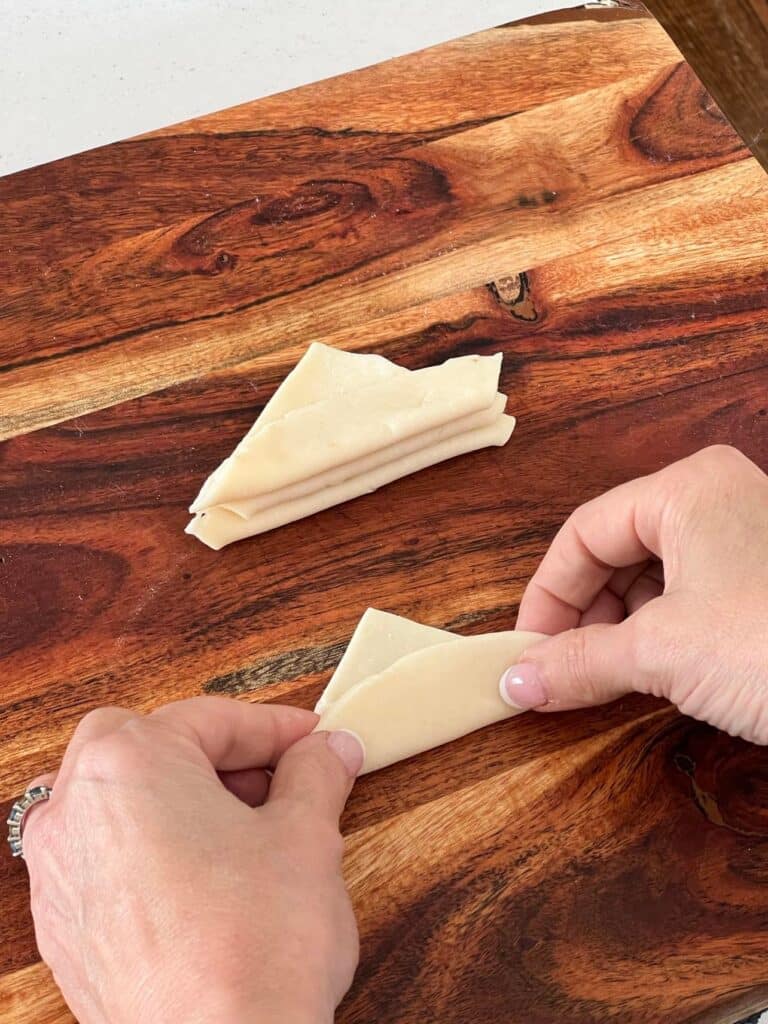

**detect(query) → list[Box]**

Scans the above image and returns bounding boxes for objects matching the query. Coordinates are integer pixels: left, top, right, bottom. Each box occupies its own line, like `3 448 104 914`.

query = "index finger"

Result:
516 472 665 634
150 697 318 771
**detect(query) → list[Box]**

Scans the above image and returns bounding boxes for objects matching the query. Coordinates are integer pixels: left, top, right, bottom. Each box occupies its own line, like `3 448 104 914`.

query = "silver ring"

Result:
7 785 53 859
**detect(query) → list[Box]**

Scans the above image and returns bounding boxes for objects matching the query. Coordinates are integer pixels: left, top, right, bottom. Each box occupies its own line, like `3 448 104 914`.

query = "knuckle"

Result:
72 707 116 742
569 499 596 534
74 727 146 781
554 628 608 705
696 445 766 497
654 456 722 550
280 808 345 860
660 446 745 507
151 697 200 723
697 443 744 469
657 461 701 510
682 446 750 498
626 603 679 697
297 740 348 787
561 628 592 690
624 617 659 691
76 708 108 732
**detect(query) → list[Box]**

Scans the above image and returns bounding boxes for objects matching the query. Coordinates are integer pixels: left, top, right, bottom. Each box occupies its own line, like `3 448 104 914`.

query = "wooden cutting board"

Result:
1 6 767 1023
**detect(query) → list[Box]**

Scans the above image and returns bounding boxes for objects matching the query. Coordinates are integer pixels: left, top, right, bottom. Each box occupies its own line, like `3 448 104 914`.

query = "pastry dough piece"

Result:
222 394 507 519
194 346 408 512
186 413 515 549
190 348 503 510
316 608 456 713
315 609 546 774
258 343 408 426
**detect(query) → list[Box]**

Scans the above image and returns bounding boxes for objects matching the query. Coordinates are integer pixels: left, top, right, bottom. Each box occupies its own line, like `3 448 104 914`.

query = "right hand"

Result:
501 446 768 744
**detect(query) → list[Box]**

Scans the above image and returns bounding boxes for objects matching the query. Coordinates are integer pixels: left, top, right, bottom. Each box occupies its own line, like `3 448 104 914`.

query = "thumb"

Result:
268 730 364 824
500 620 647 711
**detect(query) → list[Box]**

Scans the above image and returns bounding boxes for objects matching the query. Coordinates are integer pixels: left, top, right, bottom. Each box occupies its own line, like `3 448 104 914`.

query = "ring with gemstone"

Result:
7 785 53 859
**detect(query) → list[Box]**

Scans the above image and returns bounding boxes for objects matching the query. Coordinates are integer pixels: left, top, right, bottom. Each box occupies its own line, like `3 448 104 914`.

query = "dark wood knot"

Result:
629 62 747 165
673 728 768 838
487 272 538 322
251 184 354 226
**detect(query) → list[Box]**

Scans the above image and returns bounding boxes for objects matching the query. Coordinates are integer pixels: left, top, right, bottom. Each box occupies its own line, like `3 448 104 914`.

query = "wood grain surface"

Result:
645 0 768 172
1 6 768 1023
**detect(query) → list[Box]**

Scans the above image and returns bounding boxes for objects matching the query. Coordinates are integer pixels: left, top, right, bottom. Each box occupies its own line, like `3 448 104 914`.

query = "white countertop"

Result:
2 0 582 176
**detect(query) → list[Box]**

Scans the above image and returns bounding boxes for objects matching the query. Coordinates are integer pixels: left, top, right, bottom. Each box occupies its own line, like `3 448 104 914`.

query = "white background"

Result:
2 0 583 175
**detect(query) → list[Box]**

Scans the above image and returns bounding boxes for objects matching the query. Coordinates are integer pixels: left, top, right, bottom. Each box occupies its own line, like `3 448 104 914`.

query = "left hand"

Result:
22 697 363 1024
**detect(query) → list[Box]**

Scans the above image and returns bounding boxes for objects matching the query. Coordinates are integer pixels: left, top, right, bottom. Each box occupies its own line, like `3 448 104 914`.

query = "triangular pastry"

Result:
187 344 514 548
315 609 545 774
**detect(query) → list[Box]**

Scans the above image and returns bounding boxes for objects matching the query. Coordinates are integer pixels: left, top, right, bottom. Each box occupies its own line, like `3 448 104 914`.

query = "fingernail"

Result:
327 730 365 777
500 663 548 709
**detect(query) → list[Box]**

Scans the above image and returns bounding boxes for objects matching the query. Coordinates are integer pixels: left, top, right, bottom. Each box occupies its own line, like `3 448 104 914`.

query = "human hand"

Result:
501 446 768 743
22 697 364 1024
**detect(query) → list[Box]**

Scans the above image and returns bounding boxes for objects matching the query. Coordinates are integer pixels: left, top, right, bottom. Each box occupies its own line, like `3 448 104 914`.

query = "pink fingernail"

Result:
327 730 365 777
500 664 548 709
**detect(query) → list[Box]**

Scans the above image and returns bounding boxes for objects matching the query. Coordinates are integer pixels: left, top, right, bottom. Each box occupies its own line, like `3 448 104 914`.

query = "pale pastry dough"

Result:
186 414 514 549
315 609 546 774
316 608 455 713
221 394 507 519
192 346 408 511
258 343 408 425
187 344 515 547
191 349 503 509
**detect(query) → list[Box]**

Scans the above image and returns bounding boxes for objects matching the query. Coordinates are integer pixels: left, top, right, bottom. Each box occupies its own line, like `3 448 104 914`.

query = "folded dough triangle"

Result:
187 344 514 548
315 609 546 774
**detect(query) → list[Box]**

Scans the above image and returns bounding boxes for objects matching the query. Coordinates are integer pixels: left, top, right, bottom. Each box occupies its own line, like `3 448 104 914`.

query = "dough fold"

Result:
315 609 546 774
187 344 515 547
187 413 514 549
